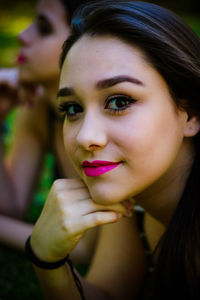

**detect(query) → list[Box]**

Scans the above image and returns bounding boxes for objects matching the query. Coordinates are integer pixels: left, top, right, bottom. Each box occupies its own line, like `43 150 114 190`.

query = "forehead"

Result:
60 35 155 87
36 0 67 24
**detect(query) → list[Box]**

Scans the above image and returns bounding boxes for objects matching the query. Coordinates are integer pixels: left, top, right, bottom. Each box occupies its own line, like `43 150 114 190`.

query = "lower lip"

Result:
16 54 27 64
83 163 121 177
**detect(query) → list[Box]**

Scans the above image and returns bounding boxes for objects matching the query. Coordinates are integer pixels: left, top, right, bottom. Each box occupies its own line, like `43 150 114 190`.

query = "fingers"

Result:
31 178 134 260
57 188 91 207
49 179 133 218
71 200 131 217
68 211 121 233
52 178 86 190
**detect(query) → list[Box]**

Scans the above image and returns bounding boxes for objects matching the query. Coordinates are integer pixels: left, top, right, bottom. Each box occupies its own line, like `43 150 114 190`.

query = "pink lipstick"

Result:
16 54 27 64
82 160 121 177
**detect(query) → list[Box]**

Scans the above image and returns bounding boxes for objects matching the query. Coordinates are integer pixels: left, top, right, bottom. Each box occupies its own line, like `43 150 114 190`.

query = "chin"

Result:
89 185 126 205
18 70 35 84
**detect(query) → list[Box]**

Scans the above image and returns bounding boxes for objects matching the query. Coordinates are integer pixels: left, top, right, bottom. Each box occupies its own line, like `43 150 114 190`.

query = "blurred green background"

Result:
0 2 55 299
0 0 200 299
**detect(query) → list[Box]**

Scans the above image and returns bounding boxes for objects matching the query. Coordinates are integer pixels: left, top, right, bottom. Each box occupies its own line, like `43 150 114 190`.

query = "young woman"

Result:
28 1 200 299
0 0 97 263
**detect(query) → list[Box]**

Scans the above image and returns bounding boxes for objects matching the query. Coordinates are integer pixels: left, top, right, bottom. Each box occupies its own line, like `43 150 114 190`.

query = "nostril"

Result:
88 144 101 150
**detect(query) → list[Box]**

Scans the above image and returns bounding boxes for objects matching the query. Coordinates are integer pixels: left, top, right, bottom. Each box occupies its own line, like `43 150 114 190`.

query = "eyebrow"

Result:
57 87 74 98
57 75 144 98
96 75 144 89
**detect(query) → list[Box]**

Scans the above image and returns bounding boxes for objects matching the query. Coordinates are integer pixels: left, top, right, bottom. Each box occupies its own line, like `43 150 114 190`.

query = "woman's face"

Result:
17 0 70 85
58 35 190 205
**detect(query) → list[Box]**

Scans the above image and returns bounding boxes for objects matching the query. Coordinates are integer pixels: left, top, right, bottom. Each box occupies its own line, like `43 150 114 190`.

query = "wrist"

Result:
26 235 87 300
25 236 70 269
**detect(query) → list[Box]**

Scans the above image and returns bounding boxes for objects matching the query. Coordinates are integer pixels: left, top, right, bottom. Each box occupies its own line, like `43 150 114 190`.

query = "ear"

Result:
184 116 200 137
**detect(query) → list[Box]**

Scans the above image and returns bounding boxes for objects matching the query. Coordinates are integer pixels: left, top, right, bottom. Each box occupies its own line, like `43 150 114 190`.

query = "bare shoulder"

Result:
144 212 165 252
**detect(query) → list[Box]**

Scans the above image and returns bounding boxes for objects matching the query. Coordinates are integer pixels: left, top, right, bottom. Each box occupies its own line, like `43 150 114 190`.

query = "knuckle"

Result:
57 190 68 202
54 192 68 209
52 179 64 189
51 180 70 196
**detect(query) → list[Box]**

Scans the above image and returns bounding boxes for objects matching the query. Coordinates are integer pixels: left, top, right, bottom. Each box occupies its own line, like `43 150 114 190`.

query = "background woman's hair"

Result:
60 0 92 23
60 1 200 298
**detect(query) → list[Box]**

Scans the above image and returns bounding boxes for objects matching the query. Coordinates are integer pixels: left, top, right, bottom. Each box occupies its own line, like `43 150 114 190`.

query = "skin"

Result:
17 0 70 94
0 0 69 122
30 35 200 299
0 0 74 216
59 35 198 217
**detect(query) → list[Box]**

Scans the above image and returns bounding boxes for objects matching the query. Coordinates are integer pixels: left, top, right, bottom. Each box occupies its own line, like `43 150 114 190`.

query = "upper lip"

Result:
82 160 121 167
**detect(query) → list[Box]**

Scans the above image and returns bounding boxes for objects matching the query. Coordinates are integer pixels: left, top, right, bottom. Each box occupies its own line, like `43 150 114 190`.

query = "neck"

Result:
134 139 195 226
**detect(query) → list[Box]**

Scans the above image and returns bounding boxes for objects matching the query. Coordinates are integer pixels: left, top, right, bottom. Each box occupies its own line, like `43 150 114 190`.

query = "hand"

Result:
31 178 133 263
0 68 44 123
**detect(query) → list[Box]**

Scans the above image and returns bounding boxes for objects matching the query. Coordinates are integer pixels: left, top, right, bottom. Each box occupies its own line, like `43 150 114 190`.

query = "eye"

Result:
58 102 83 120
36 17 53 36
105 95 136 112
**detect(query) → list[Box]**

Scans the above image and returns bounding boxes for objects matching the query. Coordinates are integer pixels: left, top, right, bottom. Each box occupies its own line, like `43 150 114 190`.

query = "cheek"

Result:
63 124 77 158
112 110 185 173
32 37 63 68
39 48 60 70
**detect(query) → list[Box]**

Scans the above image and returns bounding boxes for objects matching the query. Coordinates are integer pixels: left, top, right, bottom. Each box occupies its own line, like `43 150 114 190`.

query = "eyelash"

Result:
58 95 136 120
105 95 136 113
58 102 83 120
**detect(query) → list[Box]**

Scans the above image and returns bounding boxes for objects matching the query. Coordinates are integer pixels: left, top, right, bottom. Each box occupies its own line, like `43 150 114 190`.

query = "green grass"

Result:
0 246 42 300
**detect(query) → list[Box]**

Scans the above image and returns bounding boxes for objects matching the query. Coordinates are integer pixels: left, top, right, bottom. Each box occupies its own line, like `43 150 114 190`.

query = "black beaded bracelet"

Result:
25 236 87 300
25 236 69 269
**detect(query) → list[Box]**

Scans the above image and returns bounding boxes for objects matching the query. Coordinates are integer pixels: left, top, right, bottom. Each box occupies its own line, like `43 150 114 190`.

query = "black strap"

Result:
25 236 69 269
25 236 87 299
66 255 87 300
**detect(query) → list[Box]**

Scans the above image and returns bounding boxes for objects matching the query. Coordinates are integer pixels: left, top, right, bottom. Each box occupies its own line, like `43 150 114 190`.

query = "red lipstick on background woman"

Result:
16 53 27 64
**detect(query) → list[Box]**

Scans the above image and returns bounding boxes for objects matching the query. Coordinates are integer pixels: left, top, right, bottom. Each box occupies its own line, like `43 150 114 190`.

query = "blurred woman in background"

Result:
0 0 97 263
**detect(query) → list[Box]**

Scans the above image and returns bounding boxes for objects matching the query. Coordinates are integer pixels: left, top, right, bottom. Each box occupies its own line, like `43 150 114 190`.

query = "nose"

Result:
18 24 33 46
76 112 107 152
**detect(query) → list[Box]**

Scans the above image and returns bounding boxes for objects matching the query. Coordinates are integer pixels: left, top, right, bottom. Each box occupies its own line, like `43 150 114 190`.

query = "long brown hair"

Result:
60 0 91 23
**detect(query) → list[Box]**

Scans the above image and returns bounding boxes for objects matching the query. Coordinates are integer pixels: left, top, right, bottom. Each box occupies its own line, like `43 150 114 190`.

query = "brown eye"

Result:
105 95 136 112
